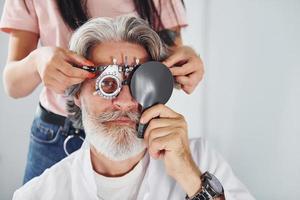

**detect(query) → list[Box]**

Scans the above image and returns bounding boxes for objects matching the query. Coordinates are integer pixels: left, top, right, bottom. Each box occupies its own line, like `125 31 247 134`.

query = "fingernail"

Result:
139 118 144 124
87 73 96 79
85 60 94 66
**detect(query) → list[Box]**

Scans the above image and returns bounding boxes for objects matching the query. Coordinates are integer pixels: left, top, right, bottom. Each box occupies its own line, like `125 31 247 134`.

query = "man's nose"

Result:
112 85 138 111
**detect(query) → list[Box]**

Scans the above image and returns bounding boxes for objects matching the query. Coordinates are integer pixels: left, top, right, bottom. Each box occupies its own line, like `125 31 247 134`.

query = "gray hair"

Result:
66 15 168 129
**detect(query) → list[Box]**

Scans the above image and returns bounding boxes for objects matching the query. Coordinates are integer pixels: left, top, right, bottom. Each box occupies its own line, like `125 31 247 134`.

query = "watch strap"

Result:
185 188 212 200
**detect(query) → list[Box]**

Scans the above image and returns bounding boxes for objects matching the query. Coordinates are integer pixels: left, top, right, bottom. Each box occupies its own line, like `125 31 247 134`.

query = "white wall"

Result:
185 0 300 199
1 0 300 199
204 1 300 199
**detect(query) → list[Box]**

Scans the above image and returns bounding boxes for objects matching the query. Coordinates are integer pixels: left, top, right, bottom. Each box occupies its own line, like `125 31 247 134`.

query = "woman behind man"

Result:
0 0 204 183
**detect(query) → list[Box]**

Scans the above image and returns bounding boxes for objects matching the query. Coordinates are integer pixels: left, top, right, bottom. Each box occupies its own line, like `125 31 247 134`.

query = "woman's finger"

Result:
50 71 73 89
175 75 190 86
163 50 186 68
58 62 93 78
169 62 195 76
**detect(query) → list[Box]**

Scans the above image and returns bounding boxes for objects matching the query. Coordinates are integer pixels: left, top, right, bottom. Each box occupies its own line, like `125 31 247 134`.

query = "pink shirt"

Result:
0 0 187 116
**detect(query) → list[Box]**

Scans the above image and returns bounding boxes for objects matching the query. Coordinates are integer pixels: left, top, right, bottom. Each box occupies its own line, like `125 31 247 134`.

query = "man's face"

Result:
76 42 149 161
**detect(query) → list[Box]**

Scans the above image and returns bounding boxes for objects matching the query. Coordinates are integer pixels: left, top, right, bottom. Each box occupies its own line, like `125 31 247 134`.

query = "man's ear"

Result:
74 92 81 108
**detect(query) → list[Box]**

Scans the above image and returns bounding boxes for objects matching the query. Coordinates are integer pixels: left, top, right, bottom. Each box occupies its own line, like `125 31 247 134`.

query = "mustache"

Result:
89 110 141 124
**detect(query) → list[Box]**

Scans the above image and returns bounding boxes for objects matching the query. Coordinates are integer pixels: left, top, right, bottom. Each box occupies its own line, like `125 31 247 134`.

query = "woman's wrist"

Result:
27 48 42 82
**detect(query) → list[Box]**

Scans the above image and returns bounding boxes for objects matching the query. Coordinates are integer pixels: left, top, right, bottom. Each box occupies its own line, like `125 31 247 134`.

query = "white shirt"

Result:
94 153 149 200
13 138 255 200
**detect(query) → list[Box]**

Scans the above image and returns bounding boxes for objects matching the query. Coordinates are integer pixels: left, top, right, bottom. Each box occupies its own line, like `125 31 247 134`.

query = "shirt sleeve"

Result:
0 0 39 34
154 0 188 29
190 138 256 200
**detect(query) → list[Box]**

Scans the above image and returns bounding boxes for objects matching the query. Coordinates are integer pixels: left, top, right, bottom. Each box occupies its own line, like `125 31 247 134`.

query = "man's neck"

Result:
90 147 146 177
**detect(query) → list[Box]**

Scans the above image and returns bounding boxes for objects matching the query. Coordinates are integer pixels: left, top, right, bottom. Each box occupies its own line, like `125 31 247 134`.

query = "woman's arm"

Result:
3 30 40 98
2 30 94 99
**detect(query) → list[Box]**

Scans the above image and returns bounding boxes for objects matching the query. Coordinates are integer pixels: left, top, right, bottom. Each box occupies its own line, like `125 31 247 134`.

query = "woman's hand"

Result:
34 47 94 94
140 104 202 197
163 46 204 94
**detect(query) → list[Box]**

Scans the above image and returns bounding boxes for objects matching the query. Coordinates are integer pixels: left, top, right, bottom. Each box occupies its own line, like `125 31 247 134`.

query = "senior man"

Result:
13 16 254 200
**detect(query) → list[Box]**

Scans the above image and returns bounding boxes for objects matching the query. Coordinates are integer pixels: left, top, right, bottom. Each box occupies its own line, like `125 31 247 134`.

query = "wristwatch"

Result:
185 172 224 200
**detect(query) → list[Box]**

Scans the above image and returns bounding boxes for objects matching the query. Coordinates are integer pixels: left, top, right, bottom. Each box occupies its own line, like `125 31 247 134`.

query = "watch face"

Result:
206 173 223 194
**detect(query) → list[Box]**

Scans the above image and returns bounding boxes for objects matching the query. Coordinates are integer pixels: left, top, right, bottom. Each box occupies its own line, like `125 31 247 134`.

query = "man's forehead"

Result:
89 42 150 65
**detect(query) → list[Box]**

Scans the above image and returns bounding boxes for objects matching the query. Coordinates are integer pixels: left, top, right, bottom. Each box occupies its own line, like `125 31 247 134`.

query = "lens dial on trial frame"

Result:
95 63 122 99
99 77 119 95
93 57 139 99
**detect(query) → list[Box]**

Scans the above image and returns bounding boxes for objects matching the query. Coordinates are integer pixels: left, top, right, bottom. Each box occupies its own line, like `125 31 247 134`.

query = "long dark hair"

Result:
23 0 184 46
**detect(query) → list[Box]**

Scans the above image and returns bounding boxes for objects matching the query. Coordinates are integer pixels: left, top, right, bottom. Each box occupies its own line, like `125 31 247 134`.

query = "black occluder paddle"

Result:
130 61 174 138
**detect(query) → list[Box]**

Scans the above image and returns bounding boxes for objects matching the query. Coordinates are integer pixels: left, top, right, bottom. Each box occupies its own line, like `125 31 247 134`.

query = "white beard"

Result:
81 107 146 161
